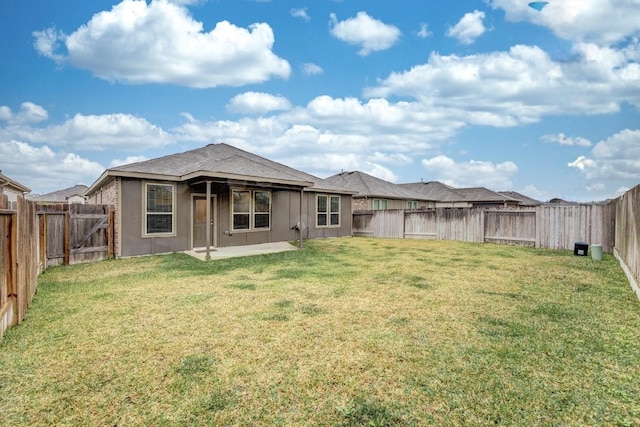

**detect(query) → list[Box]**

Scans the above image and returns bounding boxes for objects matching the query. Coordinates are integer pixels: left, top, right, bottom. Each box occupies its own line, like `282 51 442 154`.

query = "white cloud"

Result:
365 43 640 125
446 10 486 45
109 155 149 167
290 8 310 22
33 0 290 88
329 11 401 56
568 129 640 181
491 0 640 45
542 133 592 147
3 113 173 151
0 102 48 124
417 23 432 39
226 92 292 115
421 155 518 188
301 63 324 75
0 141 104 194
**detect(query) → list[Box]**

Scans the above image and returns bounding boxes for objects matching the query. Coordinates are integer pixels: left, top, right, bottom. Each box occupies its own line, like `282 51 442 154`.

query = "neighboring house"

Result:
400 181 522 208
0 170 31 209
498 191 542 207
27 184 88 204
85 143 355 258
325 171 436 211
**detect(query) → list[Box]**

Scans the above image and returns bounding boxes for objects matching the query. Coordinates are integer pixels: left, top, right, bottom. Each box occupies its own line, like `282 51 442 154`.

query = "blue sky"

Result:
1 0 639 202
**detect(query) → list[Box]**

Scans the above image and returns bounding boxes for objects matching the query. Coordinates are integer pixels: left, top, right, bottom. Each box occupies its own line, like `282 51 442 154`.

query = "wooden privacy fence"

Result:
614 184 640 296
38 203 114 267
1 197 39 338
353 203 617 253
1 199 114 338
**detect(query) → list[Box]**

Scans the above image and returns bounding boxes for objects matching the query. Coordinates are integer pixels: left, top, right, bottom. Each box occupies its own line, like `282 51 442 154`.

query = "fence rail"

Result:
353 203 617 253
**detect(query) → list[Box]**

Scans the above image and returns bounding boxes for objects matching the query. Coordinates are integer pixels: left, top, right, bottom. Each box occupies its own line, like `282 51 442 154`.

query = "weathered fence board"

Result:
615 185 639 294
38 204 113 266
0 197 39 338
354 204 616 253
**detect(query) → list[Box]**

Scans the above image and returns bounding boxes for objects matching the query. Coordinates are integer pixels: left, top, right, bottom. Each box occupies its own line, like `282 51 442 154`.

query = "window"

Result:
407 201 418 209
254 191 270 229
145 183 175 236
372 199 388 210
232 189 271 231
317 194 340 227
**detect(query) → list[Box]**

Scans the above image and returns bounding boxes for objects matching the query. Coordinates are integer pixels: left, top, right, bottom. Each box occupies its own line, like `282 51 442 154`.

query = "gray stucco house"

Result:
85 143 354 258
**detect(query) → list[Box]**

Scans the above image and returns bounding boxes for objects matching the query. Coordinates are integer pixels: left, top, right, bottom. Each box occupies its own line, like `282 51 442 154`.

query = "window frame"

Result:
231 188 272 232
407 200 418 209
316 194 341 228
372 199 389 210
143 182 176 238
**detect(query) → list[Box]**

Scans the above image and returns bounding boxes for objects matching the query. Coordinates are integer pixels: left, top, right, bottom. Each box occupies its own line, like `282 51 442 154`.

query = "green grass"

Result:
1 237 639 426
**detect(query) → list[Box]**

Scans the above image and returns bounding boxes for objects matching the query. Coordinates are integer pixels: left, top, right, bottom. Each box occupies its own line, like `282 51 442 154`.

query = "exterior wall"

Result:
119 178 191 257
352 198 369 210
304 192 352 239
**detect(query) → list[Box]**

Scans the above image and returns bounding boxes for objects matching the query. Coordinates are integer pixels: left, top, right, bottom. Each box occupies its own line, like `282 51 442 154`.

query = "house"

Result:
324 171 436 211
85 143 355 258
27 184 88 205
0 170 31 209
400 181 522 208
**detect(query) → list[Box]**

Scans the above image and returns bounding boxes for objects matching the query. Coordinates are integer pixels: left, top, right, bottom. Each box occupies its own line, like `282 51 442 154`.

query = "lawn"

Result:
1 237 639 426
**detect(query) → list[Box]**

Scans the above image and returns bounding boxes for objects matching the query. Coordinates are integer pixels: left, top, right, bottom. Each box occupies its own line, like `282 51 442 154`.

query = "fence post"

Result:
39 215 47 274
64 211 70 265
108 208 115 259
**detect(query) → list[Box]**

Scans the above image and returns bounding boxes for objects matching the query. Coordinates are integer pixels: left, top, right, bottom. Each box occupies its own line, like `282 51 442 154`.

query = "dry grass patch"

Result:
1 237 639 426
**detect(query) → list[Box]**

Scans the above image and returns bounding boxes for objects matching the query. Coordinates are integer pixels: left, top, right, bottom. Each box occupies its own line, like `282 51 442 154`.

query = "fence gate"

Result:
38 204 113 267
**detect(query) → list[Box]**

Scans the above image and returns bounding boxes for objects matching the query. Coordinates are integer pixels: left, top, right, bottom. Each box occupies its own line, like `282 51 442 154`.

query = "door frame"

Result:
190 193 217 249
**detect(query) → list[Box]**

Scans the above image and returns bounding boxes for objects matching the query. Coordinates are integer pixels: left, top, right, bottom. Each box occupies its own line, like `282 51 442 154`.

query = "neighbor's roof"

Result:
399 181 462 202
400 181 521 204
325 171 436 201
27 184 88 202
0 171 31 194
87 143 354 195
498 191 542 206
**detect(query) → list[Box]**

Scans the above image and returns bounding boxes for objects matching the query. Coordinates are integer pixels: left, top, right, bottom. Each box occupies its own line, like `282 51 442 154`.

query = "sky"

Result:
1 0 639 202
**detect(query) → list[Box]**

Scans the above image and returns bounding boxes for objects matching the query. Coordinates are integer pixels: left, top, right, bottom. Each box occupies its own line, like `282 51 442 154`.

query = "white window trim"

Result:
316 194 341 228
142 182 176 238
231 188 272 232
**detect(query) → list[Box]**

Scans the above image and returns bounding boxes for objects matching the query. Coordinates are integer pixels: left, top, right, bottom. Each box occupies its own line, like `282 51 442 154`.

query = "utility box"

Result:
574 242 588 256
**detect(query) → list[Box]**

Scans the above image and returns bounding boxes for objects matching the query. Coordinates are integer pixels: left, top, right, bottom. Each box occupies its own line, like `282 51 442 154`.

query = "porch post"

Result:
299 188 303 249
205 180 212 261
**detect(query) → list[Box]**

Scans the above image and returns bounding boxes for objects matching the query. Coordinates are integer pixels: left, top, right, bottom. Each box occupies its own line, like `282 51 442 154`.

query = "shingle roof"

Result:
88 143 353 194
497 191 542 206
28 184 88 202
400 181 521 204
399 181 462 202
325 171 436 201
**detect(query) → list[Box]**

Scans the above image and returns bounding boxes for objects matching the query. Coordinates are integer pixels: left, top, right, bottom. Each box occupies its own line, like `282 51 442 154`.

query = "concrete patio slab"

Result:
184 241 298 261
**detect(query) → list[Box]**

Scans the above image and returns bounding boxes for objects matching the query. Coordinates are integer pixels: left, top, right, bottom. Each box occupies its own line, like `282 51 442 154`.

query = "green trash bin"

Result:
591 244 603 261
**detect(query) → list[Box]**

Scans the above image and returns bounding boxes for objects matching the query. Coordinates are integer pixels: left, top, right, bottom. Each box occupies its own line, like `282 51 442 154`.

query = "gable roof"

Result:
0 171 31 194
87 143 354 195
325 171 436 201
28 184 88 202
